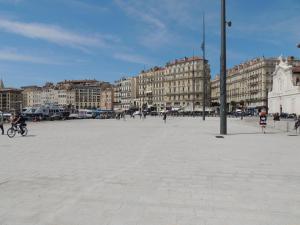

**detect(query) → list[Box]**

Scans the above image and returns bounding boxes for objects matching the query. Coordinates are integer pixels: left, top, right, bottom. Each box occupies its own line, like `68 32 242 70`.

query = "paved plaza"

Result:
0 117 299 225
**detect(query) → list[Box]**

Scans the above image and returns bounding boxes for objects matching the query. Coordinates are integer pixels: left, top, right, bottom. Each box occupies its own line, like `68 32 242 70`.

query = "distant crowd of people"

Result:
114 111 170 124
1 109 299 137
113 108 300 132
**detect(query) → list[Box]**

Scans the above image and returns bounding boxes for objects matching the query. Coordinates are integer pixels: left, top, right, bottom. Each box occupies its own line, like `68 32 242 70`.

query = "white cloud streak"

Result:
114 0 166 30
114 0 170 48
54 0 109 13
0 18 113 50
113 52 154 65
0 0 23 4
0 49 61 64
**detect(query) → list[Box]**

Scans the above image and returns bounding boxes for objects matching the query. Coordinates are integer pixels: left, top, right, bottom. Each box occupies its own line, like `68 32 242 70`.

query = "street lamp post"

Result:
297 43 300 48
220 0 231 135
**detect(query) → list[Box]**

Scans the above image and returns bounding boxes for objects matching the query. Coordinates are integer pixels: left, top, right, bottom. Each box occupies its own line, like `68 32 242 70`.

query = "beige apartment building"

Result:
114 77 139 111
119 77 133 110
72 84 101 109
131 77 139 108
0 80 23 113
164 56 210 110
22 83 75 108
22 86 42 107
138 69 154 110
211 56 300 110
135 56 211 111
100 87 114 110
152 67 165 110
57 79 109 109
22 80 107 109
113 83 121 110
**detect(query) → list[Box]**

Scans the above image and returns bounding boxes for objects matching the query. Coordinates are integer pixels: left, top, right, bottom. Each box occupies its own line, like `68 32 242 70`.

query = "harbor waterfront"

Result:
0 117 299 225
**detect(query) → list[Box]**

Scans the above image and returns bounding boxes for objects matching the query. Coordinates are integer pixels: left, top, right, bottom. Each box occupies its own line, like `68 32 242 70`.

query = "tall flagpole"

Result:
202 13 206 121
220 0 227 134
192 49 195 112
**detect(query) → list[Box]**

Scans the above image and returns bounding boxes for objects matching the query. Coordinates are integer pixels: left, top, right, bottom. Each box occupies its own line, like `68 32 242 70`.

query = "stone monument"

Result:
268 56 300 114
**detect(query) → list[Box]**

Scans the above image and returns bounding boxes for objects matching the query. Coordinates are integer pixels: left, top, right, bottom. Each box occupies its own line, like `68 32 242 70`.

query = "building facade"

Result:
118 77 133 110
113 83 121 110
22 86 42 107
57 80 102 109
72 84 100 109
100 87 114 110
268 57 300 114
0 80 23 113
138 69 154 110
164 56 210 111
22 83 75 108
211 57 300 110
152 67 165 110
22 80 106 109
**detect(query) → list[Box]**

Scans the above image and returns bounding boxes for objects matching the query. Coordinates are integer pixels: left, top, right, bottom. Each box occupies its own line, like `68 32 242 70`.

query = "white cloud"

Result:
113 52 154 65
0 18 114 50
56 0 109 13
114 0 170 48
0 0 23 4
114 0 166 30
113 0 214 49
0 49 62 64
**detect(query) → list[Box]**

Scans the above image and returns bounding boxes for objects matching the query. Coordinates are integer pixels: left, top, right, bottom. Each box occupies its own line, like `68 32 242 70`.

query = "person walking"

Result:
259 108 267 134
294 115 300 133
0 111 4 135
163 113 167 124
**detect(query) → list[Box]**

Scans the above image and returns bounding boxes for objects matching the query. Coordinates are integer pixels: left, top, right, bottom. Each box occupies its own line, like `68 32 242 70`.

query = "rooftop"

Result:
166 56 203 67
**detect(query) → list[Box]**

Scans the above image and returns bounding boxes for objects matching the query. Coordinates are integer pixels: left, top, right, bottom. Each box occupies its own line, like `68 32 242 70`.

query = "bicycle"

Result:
7 124 28 138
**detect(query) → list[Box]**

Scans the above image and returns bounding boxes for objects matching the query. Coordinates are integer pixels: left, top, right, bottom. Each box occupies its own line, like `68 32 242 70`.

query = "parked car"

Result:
132 111 142 117
288 113 297 119
2 112 12 122
49 113 63 121
150 111 158 116
69 113 79 119
95 110 115 119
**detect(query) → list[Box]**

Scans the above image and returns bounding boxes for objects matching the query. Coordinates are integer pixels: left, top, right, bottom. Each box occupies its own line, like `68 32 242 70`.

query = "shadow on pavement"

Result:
12 135 37 138
227 131 280 135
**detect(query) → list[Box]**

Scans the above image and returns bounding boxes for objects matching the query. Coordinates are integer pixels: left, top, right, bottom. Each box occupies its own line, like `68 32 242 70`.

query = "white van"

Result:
78 109 95 119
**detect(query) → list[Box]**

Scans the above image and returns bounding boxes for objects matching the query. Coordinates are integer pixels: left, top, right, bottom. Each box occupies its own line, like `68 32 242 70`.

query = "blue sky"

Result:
0 0 299 87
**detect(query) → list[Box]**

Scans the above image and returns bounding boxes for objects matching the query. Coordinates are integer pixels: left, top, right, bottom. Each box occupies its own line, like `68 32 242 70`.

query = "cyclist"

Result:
13 113 26 134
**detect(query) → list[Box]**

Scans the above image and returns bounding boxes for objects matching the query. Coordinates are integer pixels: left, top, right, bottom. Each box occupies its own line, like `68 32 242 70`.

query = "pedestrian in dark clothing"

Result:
295 116 300 132
163 113 167 124
0 111 4 135
259 109 267 134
